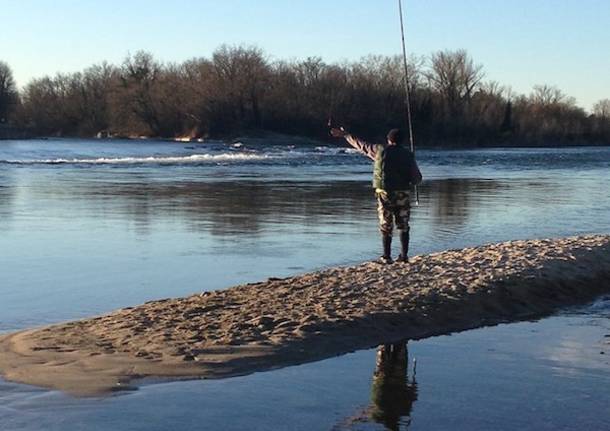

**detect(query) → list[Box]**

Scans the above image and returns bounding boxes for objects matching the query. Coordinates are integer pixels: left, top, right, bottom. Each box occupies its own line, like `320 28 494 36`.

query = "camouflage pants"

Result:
376 190 411 235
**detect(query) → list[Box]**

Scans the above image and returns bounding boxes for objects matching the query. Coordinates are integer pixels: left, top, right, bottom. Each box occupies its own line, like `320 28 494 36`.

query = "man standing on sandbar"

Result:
331 127 422 264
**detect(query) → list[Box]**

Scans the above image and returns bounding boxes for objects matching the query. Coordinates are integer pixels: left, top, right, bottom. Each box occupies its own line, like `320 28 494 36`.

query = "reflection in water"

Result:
369 343 418 430
419 178 506 234
340 343 417 430
16 178 376 236
0 169 15 231
3 168 600 248
9 175 512 238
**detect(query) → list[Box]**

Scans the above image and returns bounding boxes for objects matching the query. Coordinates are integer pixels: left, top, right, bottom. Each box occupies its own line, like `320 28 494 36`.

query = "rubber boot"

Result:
397 230 410 263
380 234 393 264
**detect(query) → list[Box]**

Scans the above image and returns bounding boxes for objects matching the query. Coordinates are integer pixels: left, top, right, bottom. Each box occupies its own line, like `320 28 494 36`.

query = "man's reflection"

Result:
368 343 418 430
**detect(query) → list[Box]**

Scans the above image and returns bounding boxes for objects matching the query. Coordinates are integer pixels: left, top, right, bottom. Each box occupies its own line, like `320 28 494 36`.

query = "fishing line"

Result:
398 0 420 205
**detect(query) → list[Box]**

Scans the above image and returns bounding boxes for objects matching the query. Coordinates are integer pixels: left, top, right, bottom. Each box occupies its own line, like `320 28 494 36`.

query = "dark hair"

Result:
386 128 403 145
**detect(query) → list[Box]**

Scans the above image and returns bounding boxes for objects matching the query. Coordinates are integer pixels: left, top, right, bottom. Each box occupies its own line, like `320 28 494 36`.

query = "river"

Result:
1 139 609 430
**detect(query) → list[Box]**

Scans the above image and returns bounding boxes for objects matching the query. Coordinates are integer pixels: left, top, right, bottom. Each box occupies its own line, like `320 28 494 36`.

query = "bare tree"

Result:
593 99 610 119
117 51 164 135
211 45 270 131
529 85 574 107
177 57 216 137
427 50 484 117
470 81 508 133
80 62 117 134
0 61 18 123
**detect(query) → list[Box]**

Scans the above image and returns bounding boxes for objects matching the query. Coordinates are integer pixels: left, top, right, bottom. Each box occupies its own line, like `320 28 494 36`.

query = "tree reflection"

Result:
32 179 375 237
418 178 505 233
0 170 15 231
3 175 529 240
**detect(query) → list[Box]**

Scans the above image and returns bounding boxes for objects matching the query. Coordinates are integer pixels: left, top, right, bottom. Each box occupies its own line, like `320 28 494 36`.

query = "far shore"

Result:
2 128 610 149
1 235 609 396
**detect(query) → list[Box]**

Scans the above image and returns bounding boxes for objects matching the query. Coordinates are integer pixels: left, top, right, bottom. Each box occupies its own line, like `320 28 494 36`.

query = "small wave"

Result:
0 153 271 165
313 146 360 155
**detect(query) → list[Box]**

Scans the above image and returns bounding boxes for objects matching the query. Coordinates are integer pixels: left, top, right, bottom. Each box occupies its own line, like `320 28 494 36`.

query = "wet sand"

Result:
1 235 609 396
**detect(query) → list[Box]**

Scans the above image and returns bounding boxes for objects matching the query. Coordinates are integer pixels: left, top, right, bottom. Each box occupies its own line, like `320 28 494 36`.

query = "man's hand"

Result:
330 127 346 138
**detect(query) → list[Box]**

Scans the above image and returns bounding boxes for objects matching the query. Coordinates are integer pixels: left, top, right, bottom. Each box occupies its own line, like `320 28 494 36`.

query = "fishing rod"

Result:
398 0 420 206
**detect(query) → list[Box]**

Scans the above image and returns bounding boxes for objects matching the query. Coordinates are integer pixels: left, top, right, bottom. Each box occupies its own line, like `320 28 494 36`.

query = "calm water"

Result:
1 139 609 430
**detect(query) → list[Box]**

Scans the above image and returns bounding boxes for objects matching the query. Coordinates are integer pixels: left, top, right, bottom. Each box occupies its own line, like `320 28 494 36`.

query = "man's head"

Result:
386 128 403 146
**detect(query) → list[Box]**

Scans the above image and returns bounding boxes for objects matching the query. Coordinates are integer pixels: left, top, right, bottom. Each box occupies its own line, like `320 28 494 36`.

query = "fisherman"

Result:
330 127 422 263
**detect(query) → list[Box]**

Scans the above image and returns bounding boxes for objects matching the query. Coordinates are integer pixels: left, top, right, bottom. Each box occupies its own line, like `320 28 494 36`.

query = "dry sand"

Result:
1 235 609 396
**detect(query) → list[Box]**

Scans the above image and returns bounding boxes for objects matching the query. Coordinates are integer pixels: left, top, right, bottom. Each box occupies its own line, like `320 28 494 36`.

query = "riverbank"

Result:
1 235 609 396
3 129 610 149
0 125 35 140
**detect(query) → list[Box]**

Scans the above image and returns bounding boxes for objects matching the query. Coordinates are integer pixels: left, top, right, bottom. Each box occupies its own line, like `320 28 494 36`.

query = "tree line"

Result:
1 46 610 146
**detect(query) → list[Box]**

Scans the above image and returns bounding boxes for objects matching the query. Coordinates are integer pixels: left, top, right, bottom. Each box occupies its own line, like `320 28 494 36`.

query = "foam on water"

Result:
0 153 271 165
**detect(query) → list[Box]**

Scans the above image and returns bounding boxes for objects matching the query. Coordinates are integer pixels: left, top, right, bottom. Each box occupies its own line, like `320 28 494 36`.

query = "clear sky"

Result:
2 0 608 111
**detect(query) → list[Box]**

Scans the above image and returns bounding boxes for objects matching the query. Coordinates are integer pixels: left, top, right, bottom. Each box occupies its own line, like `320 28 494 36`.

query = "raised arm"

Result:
330 128 378 160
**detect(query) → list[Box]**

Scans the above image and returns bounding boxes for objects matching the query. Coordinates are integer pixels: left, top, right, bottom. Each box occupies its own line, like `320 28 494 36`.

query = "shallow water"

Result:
1 139 609 429
1 300 609 431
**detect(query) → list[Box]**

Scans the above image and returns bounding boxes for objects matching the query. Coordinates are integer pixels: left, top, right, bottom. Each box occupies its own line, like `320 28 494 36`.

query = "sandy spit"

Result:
1 235 609 396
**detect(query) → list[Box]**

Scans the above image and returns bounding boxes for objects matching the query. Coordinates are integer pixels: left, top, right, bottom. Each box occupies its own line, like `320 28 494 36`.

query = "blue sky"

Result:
2 0 608 110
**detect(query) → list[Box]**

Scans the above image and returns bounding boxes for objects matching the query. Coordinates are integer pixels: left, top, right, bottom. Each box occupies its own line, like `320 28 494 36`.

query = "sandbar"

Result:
1 235 609 396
